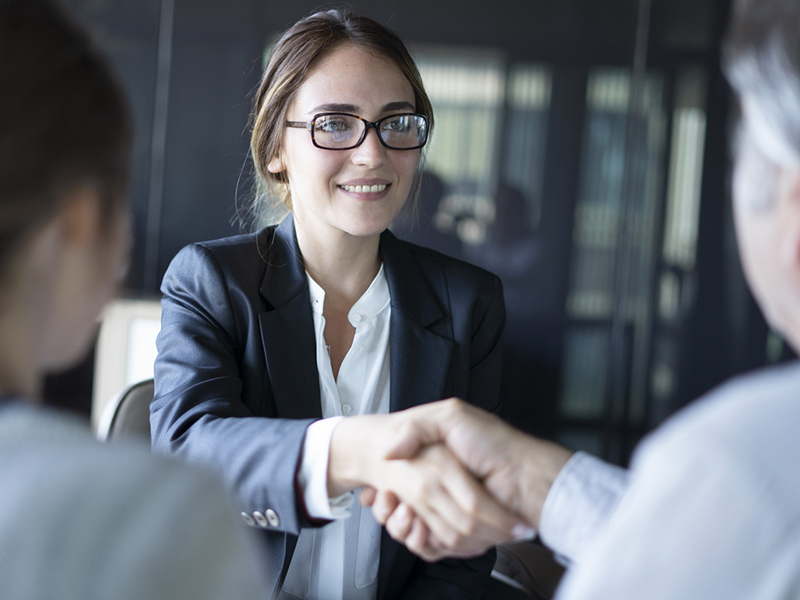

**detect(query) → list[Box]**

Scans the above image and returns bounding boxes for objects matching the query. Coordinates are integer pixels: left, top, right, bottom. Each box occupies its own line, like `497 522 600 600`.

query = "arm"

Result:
151 243 316 535
555 437 793 600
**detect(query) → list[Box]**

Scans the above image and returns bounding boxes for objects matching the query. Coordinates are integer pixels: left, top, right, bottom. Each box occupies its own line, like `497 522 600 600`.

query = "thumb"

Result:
383 403 451 459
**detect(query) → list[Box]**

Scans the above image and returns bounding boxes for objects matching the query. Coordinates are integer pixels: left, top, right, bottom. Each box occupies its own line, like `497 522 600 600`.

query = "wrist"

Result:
517 436 574 529
327 415 376 497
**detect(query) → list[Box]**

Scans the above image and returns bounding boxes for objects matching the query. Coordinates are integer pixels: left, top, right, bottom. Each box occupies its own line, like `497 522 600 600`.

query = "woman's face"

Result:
270 43 420 241
42 195 130 372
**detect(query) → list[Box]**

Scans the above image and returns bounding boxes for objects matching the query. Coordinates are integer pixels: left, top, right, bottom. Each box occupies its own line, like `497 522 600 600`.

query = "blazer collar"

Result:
258 214 307 309
257 215 322 420
380 229 445 328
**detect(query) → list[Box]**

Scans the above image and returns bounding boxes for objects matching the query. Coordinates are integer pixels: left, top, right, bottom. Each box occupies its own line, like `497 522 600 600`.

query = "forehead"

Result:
290 43 415 117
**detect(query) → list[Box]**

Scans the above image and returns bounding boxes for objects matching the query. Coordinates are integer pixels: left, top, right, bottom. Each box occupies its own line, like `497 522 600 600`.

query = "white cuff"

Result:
539 451 629 565
297 417 353 520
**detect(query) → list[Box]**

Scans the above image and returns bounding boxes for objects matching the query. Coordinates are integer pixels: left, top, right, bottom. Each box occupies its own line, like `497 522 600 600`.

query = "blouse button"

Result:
342 404 353 414
351 313 364 323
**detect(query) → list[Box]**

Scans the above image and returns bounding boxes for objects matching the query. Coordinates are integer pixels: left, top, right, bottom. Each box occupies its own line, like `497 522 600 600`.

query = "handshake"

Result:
327 400 574 562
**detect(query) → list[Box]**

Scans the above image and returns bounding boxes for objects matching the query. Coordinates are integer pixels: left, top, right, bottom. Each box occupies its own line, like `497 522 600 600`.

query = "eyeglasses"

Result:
285 112 429 151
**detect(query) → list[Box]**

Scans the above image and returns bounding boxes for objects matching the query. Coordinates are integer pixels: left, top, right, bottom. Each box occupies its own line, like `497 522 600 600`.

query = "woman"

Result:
0 1 266 598
151 8 517 600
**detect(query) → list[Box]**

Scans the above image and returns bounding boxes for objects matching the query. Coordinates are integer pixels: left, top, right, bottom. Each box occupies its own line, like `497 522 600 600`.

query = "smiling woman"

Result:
150 8 516 600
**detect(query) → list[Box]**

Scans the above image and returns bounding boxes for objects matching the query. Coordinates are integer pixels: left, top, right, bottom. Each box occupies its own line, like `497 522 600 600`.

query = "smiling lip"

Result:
338 179 391 196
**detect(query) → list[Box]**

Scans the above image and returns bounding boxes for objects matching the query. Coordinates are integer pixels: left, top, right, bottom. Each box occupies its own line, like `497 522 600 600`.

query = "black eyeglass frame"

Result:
285 112 429 151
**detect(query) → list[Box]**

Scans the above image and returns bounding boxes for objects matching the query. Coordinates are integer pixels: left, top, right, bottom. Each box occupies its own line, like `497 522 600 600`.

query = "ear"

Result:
267 154 286 174
58 185 102 247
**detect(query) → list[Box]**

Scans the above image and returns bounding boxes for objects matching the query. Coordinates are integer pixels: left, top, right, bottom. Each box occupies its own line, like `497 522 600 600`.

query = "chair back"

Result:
96 379 154 443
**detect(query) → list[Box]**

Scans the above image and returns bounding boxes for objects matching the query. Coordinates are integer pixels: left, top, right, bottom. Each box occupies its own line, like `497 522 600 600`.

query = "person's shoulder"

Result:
163 226 277 290
633 361 800 498
395 236 502 291
0 406 267 599
179 226 274 267
0 404 228 501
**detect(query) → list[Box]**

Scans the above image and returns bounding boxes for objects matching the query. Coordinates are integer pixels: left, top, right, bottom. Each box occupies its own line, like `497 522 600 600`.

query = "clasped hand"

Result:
328 400 573 562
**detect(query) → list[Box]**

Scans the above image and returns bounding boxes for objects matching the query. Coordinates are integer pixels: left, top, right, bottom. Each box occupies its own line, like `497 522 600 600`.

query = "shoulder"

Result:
0 405 231 509
387 235 503 298
167 227 273 279
160 227 280 308
633 361 800 507
0 406 266 599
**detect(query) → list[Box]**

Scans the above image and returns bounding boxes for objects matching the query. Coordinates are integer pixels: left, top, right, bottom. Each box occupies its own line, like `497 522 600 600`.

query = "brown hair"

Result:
0 0 132 281
248 7 433 224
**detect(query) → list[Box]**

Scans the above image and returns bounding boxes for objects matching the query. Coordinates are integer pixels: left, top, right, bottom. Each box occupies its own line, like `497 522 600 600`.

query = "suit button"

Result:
253 511 269 528
266 509 280 527
241 512 256 527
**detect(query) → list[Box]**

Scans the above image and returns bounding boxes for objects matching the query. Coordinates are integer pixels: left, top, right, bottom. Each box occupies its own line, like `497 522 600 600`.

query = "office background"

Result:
47 0 792 465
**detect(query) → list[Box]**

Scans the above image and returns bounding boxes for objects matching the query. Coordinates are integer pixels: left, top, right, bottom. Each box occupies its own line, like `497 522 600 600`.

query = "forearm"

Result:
511 434 576 530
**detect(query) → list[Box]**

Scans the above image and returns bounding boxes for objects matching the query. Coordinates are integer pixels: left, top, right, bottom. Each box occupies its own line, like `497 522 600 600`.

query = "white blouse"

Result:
281 265 391 600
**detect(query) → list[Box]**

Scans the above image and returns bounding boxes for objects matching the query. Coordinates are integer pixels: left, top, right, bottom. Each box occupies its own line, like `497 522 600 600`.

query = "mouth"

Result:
339 183 388 193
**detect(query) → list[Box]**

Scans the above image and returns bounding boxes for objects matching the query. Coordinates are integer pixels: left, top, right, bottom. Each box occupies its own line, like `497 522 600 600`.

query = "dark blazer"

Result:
151 216 505 599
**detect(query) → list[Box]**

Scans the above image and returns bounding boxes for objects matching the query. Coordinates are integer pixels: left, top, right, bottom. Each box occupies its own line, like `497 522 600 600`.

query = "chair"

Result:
96 379 154 442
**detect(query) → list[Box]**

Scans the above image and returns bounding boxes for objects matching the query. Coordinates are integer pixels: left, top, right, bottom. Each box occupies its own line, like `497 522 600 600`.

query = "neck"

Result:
294 218 382 304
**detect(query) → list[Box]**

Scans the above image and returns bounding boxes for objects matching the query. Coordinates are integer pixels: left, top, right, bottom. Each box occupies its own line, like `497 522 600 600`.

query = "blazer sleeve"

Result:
151 243 316 536
408 270 505 599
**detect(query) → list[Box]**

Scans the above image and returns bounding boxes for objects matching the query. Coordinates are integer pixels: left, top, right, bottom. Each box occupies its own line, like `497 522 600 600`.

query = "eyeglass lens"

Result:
312 114 427 149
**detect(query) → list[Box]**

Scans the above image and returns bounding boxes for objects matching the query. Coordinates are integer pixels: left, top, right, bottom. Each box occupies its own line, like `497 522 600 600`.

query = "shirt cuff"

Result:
297 417 354 520
539 451 629 565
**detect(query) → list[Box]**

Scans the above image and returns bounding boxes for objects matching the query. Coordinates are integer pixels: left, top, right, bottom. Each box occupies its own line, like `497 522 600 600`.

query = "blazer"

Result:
151 216 505 599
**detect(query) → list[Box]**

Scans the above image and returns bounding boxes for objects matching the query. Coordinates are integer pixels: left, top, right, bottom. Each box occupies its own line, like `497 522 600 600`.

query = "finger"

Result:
385 502 415 542
415 445 520 546
438 450 522 540
405 518 445 563
372 490 400 525
359 486 377 507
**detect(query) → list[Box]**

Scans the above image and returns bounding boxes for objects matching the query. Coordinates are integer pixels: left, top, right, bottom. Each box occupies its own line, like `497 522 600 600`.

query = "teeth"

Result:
341 184 387 193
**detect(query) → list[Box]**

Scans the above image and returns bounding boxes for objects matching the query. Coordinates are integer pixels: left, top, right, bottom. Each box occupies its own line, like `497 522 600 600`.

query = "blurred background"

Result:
50 0 795 465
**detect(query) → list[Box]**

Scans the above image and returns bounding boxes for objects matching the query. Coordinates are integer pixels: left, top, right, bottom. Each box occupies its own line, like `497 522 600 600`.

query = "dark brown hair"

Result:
0 0 132 279
248 7 433 223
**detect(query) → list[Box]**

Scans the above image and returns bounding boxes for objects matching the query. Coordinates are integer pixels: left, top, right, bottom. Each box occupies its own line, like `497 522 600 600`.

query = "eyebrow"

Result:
309 101 416 115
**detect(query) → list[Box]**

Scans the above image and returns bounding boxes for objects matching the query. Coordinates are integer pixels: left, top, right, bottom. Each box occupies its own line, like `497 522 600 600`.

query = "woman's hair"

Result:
248 7 433 225
0 0 132 281
723 0 800 166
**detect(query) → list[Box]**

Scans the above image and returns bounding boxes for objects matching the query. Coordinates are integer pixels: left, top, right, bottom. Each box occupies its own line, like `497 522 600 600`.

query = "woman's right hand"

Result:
327 413 525 556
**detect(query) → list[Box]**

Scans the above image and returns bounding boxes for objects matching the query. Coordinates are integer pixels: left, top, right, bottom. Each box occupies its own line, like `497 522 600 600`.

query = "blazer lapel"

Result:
378 230 454 598
382 230 454 411
257 216 322 420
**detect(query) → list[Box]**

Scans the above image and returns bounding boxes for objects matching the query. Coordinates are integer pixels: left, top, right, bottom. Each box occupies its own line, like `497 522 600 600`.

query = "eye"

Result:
315 116 352 133
382 116 412 133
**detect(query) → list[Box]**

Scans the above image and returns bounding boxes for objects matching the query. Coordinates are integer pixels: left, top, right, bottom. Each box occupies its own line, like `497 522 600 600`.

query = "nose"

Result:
350 126 385 169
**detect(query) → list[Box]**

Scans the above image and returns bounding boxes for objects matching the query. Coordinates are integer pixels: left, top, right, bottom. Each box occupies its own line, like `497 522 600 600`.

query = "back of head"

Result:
723 0 800 166
0 0 131 283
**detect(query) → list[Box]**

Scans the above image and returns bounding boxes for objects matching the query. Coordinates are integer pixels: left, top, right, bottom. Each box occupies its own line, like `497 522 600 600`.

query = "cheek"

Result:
393 152 421 191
